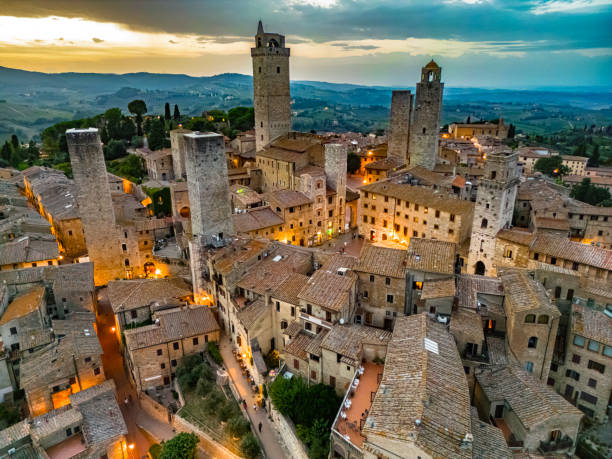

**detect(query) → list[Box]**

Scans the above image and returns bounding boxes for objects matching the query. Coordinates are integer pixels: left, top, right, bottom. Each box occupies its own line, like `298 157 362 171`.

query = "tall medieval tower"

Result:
387 90 413 163
466 151 520 276
184 132 234 295
66 128 125 285
408 60 444 170
251 21 291 152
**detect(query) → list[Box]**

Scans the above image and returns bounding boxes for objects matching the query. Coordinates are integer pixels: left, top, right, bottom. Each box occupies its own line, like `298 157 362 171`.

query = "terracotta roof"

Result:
565 174 612 186
107 278 192 313
30 405 83 440
0 420 30 450
486 336 508 365
236 245 311 295
470 408 512 459
496 228 536 246
321 325 391 366
561 155 589 162
475 365 582 429
233 207 284 233
284 329 328 360
237 298 270 330
363 314 472 459
298 269 355 312
211 239 270 275
264 189 312 208
360 181 474 215
534 216 569 231
0 235 59 266
271 273 309 305
19 327 53 352
355 244 407 278
571 303 612 347
284 320 303 338
499 269 560 316
405 238 456 275
421 277 455 299
456 274 503 310
230 184 262 206
0 286 45 326
450 308 484 344
364 157 405 171
296 165 325 177
124 306 219 350
531 234 612 271
405 165 447 186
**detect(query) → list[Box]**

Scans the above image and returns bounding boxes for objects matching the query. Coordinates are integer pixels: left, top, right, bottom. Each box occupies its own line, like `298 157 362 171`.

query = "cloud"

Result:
92 37 103 43
286 0 339 8
530 0 612 14
168 39 178 44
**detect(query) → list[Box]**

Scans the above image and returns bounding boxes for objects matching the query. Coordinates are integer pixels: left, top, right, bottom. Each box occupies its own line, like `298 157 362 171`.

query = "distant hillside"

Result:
1 66 611 141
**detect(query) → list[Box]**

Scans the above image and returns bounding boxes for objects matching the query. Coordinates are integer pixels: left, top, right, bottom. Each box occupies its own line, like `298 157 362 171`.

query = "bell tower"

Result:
408 60 444 170
251 21 291 152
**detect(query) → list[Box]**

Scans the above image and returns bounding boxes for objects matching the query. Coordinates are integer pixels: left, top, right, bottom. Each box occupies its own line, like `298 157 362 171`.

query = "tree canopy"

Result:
127 99 147 116
159 433 198 459
228 107 255 132
569 178 611 207
148 117 166 151
534 155 570 177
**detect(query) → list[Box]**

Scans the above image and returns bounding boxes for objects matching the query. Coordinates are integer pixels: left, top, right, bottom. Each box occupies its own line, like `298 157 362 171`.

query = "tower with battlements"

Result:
66 128 125 285
408 60 444 170
251 21 291 152
467 150 520 276
387 90 413 163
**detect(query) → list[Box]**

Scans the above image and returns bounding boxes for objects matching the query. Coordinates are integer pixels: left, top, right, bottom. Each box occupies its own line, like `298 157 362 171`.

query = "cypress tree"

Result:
173 104 181 121
164 103 171 121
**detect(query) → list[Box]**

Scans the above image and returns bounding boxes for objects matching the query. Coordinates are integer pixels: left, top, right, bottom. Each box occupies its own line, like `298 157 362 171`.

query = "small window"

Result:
528 336 538 348
537 315 549 324
386 294 394 303
94 367 101 375
276 66 280 73
588 340 600 353
161 363 166 369
85 356 91 363
130 310 138 319
9 327 17 335
369 275 374 283
193 337 199 346
525 361 534 373
574 335 586 347
173 342 179 350
525 314 535 324
604 346 612 357
587 378 597 388
66 428 72 437
587 360 605 374
157 349 163 356
385 277 390 286
572 354 581 364
293 359 299 370
171 359 177 367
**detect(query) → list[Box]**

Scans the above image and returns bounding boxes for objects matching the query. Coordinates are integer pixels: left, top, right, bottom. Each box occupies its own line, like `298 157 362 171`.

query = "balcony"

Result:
539 436 573 453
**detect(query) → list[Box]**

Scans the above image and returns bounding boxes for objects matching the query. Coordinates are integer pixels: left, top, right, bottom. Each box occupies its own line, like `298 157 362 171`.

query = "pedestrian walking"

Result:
253 403 257 412
124 397 129 407
258 422 262 433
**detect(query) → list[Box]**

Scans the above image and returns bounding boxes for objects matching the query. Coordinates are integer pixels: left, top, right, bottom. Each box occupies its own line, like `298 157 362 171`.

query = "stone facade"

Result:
448 119 509 140
324 144 348 232
386 90 413 163
66 128 125 285
251 21 291 151
408 61 444 170
467 151 519 276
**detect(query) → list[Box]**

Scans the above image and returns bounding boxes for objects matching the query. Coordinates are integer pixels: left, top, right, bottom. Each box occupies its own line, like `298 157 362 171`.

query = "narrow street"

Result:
219 337 289 459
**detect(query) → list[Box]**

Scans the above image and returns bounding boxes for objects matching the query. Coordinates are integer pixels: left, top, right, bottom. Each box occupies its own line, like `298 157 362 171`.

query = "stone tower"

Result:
66 128 125 285
324 143 347 234
408 60 444 170
466 151 520 276
387 90 413 163
170 127 192 179
184 132 235 296
251 21 291 152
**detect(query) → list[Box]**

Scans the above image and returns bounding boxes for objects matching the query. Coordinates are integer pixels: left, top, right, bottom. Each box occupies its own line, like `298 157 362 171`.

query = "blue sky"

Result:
1 0 611 87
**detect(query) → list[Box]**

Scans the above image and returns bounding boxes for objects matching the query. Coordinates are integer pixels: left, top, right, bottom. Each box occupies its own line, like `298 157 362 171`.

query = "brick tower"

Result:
387 90 413 163
408 60 444 170
66 128 125 285
466 150 520 276
251 20 291 152
324 143 348 234
184 132 234 295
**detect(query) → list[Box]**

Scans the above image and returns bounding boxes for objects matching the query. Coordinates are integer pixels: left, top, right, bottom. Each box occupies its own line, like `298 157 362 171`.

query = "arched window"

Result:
268 38 279 48
124 259 130 267
258 38 262 48
428 72 434 82
422 127 426 134
280 320 288 330
528 336 538 348
481 218 488 229
537 315 549 324
475 261 485 276
525 314 535 323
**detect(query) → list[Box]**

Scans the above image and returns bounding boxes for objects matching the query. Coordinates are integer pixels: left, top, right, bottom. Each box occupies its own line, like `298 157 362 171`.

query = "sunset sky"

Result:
1 0 611 87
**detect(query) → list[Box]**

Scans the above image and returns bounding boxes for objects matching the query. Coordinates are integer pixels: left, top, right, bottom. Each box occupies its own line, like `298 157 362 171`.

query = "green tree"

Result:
507 124 516 138
104 108 123 139
103 139 127 160
226 415 250 438
228 107 255 132
108 154 145 183
164 102 171 121
10 134 19 151
534 156 570 177
569 178 611 206
347 152 361 174
1 142 11 162
588 144 600 167
239 432 260 459
173 104 181 121
574 142 587 157
160 433 198 459
127 99 147 117
26 140 39 161
148 117 166 151
0 403 21 429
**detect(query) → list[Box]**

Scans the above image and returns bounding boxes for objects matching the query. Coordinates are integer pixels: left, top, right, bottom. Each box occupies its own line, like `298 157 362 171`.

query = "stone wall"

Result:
387 90 413 163
269 403 309 459
138 391 172 424
170 128 192 180
325 144 348 233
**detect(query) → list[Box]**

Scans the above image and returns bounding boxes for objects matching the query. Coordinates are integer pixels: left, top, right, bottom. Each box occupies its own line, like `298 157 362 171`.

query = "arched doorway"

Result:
144 261 155 277
475 261 486 276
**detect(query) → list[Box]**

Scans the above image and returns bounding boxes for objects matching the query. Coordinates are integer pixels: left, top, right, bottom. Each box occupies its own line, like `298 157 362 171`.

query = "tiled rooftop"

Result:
321 325 391 367
456 275 503 310
499 269 560 316
233 207 284 233
421 277 455 299
355 244 407 278
405 238 456 275
571 303 612 347
107 278 192 313
0 286 45 326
